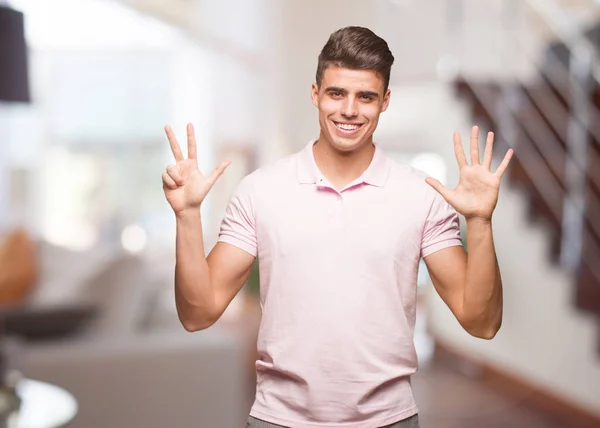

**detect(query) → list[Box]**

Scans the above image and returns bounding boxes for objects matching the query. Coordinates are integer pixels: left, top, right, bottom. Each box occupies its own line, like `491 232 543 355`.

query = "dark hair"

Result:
316 26 394 91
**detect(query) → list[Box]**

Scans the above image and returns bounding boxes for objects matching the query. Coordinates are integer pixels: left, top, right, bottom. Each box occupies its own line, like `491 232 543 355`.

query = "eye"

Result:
360 95 373 101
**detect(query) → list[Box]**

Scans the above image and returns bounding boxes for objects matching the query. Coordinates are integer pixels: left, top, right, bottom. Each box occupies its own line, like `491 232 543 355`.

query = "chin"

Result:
329 131 372 153
330 138 365 152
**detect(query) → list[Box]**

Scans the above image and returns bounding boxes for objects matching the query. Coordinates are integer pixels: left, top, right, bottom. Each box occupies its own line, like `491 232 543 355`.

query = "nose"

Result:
341 96 358 118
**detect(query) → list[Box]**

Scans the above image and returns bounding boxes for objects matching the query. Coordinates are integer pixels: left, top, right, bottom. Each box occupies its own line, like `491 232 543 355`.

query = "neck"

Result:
312 134 375 190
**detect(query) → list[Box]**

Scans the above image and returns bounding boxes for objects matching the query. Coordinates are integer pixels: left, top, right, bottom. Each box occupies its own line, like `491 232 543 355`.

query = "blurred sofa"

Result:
11 240 251 428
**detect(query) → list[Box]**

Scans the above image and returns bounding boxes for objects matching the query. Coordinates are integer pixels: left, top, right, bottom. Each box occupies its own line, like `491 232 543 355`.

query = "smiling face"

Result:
311 66 390 153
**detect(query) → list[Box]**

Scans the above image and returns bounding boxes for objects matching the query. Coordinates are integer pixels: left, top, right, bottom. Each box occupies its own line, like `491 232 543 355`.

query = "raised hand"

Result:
425 126 514 221
162 123 231 217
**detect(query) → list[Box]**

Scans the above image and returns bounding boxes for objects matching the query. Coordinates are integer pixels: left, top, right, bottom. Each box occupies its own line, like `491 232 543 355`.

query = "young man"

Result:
162 26 513 428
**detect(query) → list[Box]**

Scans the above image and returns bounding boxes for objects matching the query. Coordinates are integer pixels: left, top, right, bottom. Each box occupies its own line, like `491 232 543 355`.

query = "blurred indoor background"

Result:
1 0 600 427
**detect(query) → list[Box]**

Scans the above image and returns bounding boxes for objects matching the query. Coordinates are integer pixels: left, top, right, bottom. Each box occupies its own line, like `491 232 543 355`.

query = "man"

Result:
162 26 513 428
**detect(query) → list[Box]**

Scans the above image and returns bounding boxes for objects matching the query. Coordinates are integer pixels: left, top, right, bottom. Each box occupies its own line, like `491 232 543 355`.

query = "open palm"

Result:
425 126 514 221
162 123 230 217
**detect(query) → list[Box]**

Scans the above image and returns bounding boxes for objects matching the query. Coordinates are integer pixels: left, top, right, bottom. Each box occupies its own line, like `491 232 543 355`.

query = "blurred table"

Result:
10 379 78 428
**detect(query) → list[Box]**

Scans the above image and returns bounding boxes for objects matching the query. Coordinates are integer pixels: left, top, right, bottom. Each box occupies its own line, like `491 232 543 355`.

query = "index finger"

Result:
494 148 514 178
453 131 468 168
164 125 184 162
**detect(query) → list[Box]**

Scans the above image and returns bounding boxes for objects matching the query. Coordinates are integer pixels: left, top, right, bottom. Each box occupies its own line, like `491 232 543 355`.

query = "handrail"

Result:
538 51 600 155
526 0 600 84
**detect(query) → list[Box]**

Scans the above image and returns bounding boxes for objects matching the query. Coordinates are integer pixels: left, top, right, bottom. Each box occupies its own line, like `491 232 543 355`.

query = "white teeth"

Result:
336 123 361 131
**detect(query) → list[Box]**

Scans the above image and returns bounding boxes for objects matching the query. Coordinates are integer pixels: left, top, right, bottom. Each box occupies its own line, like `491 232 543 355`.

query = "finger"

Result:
187 123 197 160
470 126 480 165
206 160 232 186
166 165 185 186
162 172 177 189
165 125 184 162
483 131 494 170
494 148 514 178
425 177 451 202
453 132 468 168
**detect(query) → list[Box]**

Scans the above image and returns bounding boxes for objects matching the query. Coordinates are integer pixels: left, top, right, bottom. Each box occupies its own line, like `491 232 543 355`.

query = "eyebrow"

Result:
357 90 380 98
324 86 380 98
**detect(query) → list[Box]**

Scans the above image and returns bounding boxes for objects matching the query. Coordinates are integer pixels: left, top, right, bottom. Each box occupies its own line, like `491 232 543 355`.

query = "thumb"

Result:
206 160 232 186
425 177 451 201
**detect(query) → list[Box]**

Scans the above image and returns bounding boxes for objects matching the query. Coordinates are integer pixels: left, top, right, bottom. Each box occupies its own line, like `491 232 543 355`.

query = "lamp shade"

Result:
0 5 30 103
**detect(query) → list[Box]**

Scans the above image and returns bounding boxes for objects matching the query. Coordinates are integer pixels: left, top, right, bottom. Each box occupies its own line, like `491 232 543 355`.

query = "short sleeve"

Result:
421 191 462 258
218 175 257 257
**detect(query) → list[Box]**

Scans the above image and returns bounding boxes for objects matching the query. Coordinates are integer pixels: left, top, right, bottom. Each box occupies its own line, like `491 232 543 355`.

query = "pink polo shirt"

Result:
218 140 462 427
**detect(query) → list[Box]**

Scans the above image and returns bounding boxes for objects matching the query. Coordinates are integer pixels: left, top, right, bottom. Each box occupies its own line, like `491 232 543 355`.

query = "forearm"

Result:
463 217 503 338
175 209 215 330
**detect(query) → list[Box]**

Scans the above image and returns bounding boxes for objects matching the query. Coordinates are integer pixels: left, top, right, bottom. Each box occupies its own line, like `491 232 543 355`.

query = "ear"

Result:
381 89 391 112
311 83 319 108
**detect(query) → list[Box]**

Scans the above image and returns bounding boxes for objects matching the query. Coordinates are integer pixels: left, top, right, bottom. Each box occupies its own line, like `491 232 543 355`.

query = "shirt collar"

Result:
297 140 391 187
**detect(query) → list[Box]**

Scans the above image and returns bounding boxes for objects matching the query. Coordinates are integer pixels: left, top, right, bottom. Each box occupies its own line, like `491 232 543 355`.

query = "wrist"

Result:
465 215 492 228
175 207 202 222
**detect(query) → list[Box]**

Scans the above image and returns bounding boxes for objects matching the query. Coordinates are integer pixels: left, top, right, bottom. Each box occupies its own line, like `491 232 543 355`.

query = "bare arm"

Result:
163 123 255 332
424 126 513 339
424 233 502 339
175 210 255 331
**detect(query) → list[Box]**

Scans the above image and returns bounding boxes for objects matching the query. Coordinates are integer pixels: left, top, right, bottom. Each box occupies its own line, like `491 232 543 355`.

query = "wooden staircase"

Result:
453 22 600 353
